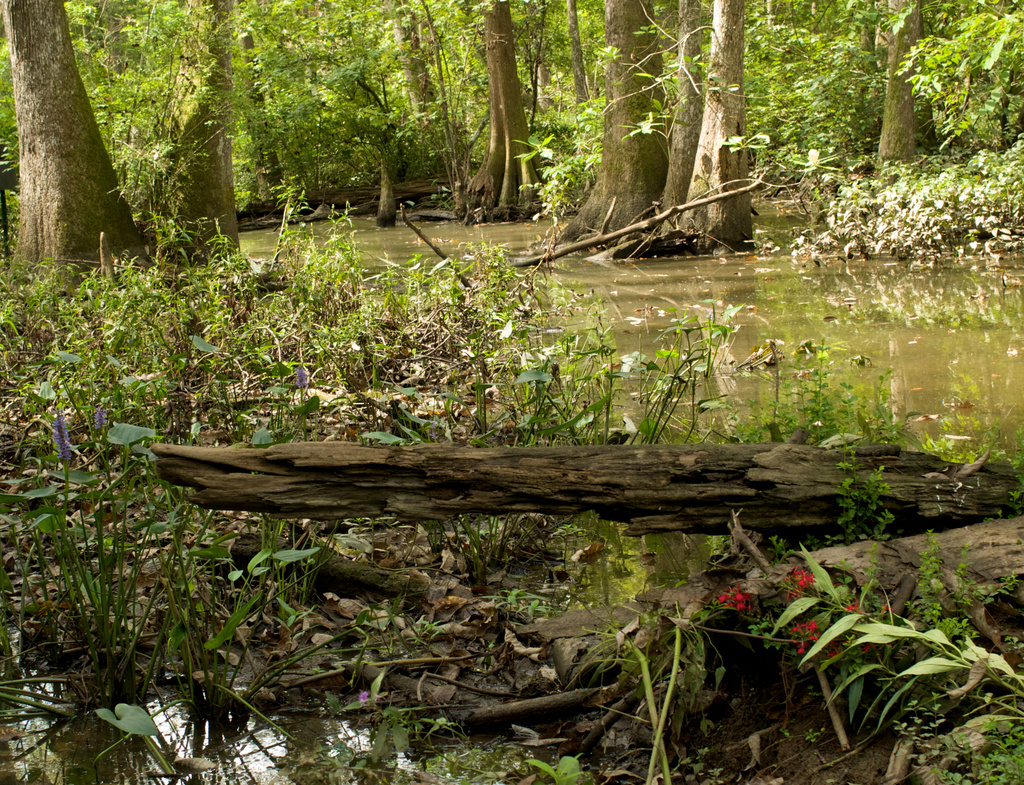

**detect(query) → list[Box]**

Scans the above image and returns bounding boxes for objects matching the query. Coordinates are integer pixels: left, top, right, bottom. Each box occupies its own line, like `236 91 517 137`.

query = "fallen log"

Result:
150 442 1017 535
509 179 762 268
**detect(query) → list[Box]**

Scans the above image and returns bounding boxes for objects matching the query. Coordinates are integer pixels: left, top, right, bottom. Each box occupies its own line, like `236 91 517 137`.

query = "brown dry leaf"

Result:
310 633 335 646
428 683 457 704
504 629 544 661
570 541 605 564
615 615 641 650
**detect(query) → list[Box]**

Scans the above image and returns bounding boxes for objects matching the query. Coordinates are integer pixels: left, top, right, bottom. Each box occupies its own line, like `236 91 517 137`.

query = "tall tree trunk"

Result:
466 0 539 219
877 0 921 161
686 0 752 252
663 0 704 208
558 0 667 243
386 0 434 111
566 0 589 104
2 0 142 265
239 31 283 203
169 0 239 248
377 160 397 227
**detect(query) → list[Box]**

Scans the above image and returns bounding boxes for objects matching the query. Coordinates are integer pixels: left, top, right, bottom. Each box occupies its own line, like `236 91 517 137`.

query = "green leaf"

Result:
800 548 842 602
514 369 552 384
190 546 232 560
294 395 321 415
800 613 863 664
204 596 259 650
251 428 274 446
24 486 59 499
95 704 160 736
46 469 99 485
191 335 222 353
899 656 964 677
361 431 406 445
37 381 57 401
248 548 273 573
771 596 820 635
56 351 82 364
108 423 157 446
273 547 320 564
847 675 865 722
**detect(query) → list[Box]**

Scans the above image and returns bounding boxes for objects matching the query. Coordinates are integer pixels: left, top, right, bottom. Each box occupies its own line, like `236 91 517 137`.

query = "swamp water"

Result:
14 217 1024 784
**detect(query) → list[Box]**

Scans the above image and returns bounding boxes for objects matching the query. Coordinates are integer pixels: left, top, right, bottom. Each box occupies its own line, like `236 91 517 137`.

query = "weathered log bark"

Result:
150 442 1017 535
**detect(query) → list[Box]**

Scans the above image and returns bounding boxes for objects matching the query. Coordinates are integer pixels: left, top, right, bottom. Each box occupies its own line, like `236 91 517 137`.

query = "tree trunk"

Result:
465 0 539 219
565 0 589 104
151 442 1017 536
1 0 142 265
686 0 753 252
239 31 283 203
877 0 921 161
377 161 397 227
385 0 433 111
168 0 239 249
663 0 704 208
558 0 668 243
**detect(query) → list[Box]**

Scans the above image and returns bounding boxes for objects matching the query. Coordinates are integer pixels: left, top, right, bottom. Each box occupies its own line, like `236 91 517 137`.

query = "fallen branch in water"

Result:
510 179 763 268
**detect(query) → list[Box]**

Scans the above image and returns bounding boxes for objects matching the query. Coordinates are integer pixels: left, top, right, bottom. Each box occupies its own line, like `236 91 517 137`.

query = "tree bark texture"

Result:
686 0 752 252
663 0 705 208
1 0 142 265
466 0 539 216
558 0 668 243
168 0 239 247
151 442 1017 536
566 0 589 104
386 0 434 111
877 0 921 161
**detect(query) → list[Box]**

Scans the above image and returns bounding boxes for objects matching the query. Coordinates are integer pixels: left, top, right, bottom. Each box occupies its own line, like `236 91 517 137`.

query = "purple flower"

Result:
294 366 309 389
93 406 108 429
358 690 370 707
52 410 73 462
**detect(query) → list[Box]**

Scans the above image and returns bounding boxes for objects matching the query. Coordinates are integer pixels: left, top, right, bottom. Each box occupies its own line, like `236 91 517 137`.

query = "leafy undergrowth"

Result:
795 142 1024 261
0 228 742 777
1 228 1023 783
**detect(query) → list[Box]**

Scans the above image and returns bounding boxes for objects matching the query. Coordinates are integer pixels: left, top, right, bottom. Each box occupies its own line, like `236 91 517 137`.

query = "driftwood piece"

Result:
510 179 762 268
150 442 1017 535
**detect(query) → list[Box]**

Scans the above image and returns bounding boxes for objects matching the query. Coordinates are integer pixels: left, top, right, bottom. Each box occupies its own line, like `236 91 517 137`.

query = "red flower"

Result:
783 567 816 600
790 620 820 655
718 586 752 611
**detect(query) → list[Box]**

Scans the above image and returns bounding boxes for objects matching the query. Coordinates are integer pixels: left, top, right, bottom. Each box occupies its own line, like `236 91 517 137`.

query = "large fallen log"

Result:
150 442 1017 535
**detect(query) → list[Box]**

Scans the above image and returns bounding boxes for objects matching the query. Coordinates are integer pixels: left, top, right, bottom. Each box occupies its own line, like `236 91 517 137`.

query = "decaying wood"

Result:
464 687 601 727
230 532 430 599
151 442 1016 535
510 179 762 268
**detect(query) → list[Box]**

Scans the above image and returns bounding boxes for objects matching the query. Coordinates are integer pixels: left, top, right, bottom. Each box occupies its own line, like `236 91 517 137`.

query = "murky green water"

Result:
247 214 1024 454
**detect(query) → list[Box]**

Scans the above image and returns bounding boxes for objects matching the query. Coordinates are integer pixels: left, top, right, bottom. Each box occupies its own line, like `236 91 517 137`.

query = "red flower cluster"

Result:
791 620 820 654
718 586 752 611
783 567 816 600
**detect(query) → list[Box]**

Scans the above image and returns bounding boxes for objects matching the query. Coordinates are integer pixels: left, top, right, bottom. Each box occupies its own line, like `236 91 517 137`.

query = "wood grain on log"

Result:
150 442 1017 535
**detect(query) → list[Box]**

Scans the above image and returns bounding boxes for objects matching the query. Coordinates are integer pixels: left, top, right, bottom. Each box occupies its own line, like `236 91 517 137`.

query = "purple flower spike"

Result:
358 690 370 707
93 406 108 429
294 366 309 389
52 410 73 462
